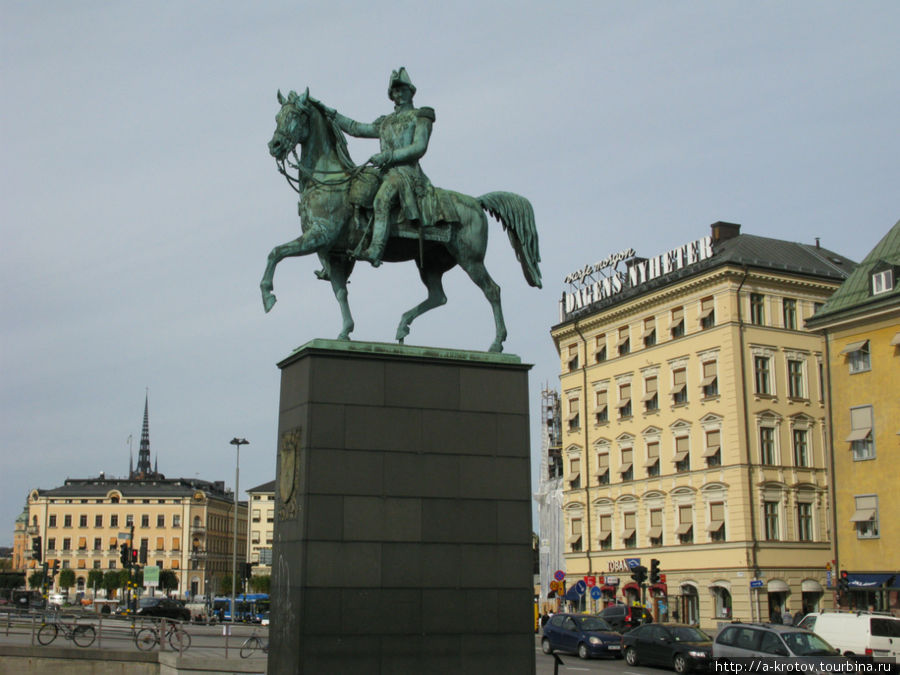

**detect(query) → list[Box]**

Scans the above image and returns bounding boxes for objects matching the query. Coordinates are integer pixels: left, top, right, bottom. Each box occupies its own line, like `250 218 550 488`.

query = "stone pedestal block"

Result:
267 339 535 674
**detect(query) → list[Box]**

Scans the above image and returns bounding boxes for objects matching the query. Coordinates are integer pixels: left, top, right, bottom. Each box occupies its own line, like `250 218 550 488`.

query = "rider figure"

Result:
323 67 436 266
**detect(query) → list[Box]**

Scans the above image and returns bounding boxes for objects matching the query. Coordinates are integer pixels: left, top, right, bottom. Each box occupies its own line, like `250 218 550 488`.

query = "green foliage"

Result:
28 570 45 589
219 573 233 595
158 570 178 592
58 568 76 590
87 569 104 590
0 572 26 589
102 570 120 593
249 575 270 594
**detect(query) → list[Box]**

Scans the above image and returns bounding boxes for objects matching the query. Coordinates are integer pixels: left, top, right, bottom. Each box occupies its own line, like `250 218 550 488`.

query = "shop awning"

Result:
600 584 616 593
703 445 721 457
622 582 640 593
650 583 668 595
850 508 876 522
706 520 724 533
848 573 896 588
675 523 692 535
621 528 635 539
801 580 823 592
846 428 872 442
840 340 868 354
767 580 789 592
673 450 689 462
647 526 662 539
618 462 632 474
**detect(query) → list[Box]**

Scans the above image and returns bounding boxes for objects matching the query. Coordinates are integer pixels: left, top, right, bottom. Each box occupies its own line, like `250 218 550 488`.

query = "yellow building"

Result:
551 222 854 630
246 480 275 576
807 219 900 613
23 398 247 600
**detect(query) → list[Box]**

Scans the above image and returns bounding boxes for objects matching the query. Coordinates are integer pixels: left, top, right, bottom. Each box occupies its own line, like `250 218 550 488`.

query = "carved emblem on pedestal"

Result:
278 427 302 521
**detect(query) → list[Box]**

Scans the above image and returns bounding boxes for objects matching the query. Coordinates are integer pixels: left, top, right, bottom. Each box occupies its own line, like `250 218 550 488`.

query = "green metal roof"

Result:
807 219 900 325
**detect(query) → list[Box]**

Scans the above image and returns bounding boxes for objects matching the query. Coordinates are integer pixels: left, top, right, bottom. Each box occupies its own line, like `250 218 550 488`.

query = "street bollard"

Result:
553 653 565 675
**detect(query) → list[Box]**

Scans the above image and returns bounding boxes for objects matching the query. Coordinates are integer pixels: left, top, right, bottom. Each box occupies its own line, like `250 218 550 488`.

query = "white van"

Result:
798 610 900 660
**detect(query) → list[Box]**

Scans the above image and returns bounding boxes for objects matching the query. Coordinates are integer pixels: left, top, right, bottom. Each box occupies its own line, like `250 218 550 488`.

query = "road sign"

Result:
574 580 587 595
554 570 565 582
625 558 641 569
590 587 602 599
550 580 559 592
144 565 160 588
750 579 764 589
585 576 596 587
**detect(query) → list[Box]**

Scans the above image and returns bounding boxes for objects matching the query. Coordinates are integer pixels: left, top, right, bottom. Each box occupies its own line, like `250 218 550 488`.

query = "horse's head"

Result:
268 89 312 161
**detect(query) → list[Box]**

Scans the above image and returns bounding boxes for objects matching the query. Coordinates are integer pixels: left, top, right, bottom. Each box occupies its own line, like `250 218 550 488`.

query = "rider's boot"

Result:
359 216 388 267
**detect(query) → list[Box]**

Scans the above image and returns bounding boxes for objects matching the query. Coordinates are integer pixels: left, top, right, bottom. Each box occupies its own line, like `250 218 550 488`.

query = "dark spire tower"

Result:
131 393 162 480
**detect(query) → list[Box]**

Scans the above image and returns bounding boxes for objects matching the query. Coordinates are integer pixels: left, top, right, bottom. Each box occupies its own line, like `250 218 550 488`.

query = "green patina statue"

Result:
260 68 541 353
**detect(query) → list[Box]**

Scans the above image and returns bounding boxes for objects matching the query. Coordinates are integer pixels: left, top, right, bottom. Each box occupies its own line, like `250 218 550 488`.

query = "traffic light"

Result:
631 565 648 585
51 560 60 576
120 543 130 566
838 570 849 592
131 549 138 566
649 559 661 585
139 541 148 565
32 537 42 563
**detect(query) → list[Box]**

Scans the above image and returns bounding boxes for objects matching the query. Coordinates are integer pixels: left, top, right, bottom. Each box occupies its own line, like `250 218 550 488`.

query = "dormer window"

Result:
872 269 894 295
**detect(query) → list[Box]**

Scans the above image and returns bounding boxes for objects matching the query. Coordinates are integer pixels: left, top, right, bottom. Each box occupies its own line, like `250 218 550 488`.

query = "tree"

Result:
219 574 233 596
159 570 178 593
87 569 104 596
58 569 76 597
102 571 120 596
28 570 45 590
249 575 270 594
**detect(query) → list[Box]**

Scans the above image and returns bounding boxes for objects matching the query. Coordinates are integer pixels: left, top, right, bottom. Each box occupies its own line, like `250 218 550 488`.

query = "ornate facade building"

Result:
246 480 275 576
551 222 854 630
807 219 900 614
23 396 247 600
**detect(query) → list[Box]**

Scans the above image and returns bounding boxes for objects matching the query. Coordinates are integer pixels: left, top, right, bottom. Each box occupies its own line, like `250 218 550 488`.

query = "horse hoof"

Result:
262 293 277 313
488 342 504 353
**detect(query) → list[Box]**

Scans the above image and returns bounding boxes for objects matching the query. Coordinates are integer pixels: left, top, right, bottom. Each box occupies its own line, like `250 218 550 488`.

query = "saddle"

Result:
348 167 458 244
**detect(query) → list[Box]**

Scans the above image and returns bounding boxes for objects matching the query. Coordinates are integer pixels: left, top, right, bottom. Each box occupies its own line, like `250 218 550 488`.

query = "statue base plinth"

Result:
267 340 536 674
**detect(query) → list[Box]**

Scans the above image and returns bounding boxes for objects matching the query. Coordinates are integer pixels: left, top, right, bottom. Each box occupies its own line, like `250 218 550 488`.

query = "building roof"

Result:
555 224 856 328
807 219 900 326
36 476 231 500
246 480 275 493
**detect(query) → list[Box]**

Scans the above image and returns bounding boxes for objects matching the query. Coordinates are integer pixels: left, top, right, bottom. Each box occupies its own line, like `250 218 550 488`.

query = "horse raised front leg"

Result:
396 266 447 344
260 225 335 313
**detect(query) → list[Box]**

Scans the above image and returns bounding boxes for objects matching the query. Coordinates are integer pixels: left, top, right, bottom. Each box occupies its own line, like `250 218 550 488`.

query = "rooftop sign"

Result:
561 236 714 319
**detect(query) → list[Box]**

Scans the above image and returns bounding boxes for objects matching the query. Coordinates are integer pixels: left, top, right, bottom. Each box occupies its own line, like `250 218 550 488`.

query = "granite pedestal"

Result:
267 339 536 674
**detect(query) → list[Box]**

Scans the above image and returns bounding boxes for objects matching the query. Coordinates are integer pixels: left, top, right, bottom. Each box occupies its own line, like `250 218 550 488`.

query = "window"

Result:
677 505 693 544
760 427 777 464
62 560 70 570
704 429 722 467
252 508 261 523
62 538 71 551
617 383 632 419
617 326 630 356
141 514 149 528
708 502 726 542
648 509 663 546
49 515 57 528
750 293 765 325
108 537 117 550
77 536 87 550
79 514 87 527
172 537 180 551
596 453 610 485
701 361 718 398
173 515 180 528
672 368 687 405
643 376 659 412
674 436 690 472
157 514 165 527
620 447 633 482
252 532 261 544
851 495 879 538
125 514 133 526
797 502 813 541
567 344 579 371
872 269 894 295
788 360 805 398
754 356 771 394
93 537 101 550
670 307 685 338
623 512 636 548
598 515 612 550
842 340 871 373
645 441 660 477
156 537 165 551
643 317 656 347
567 397 580 432
595 335 607 363
595 389 608 424
569 457 581 489
109 560 116 569
847 406 875 460
569 518 583 552
792 429 809 467
47 537 56 551
94 515 102 528
64 515 72 528
764 501 780 540
110 514 118 528
700 296 715 329
93 560 101 569
782 298 797 330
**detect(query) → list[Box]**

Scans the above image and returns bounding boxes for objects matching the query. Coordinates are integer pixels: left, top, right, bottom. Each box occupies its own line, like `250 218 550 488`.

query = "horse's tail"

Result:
478 191 542 288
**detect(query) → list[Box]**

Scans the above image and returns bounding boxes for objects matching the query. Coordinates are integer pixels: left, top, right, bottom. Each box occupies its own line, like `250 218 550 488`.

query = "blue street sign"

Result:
591 587 602 599
625 558 641 569
574 580 587 595
750 579 764 589
554 570 565 582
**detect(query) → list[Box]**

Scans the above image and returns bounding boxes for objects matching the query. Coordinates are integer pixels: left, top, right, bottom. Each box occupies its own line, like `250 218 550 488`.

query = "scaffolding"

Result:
534 385 564 610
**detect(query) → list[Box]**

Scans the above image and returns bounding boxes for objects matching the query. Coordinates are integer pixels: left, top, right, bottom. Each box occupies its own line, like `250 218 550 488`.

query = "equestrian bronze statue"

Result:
260 69 541 353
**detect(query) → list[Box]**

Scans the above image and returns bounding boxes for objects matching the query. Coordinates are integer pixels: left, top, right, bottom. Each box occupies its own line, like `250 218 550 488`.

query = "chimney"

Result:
710 221 741 242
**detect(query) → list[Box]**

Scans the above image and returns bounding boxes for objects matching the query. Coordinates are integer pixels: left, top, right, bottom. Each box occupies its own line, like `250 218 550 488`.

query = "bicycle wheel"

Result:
73 624 96 647
135 627 158 651
240 636 261 658
168 628 191 651
37 623 58 645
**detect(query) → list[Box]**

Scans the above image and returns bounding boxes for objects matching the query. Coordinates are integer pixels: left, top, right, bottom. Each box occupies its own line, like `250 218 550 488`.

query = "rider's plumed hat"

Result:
388 67 416 97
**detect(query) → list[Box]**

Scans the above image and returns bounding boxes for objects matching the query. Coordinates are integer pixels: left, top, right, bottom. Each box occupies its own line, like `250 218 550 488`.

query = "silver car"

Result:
714 622 845 670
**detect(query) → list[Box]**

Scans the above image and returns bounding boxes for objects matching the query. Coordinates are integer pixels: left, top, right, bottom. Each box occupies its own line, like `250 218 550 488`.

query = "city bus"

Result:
212 594 270 622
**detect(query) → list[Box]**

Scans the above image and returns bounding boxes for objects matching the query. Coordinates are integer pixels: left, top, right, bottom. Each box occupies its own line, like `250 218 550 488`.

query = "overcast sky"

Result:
2 1 898 545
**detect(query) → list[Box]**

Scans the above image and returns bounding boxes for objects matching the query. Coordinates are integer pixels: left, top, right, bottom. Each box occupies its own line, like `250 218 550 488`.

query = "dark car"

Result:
541 613 624 660
598 603 653 632
136 597 190 621
623 623 713 673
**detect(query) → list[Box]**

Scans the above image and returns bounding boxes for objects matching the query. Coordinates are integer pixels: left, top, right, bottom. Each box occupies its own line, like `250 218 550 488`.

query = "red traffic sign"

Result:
584 576 597 587
554 570 565 582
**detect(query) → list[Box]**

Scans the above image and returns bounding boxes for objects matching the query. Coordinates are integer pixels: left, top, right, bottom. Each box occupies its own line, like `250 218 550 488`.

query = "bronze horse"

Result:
260 89 541 352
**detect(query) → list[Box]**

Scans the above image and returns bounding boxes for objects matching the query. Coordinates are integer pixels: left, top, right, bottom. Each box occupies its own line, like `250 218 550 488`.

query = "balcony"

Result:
189 549 207 560
190 525 206 534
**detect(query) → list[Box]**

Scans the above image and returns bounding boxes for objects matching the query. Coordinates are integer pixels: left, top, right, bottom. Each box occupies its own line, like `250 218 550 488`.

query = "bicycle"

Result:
134 619 191 651
37 615 96 647
240 628 269 658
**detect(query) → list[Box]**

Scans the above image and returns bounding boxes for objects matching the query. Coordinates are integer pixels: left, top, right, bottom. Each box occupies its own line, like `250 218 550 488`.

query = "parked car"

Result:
798 611 900 661
541 613 623 660
713 621 846 670
622 623 712 673
135 597 191 621
598 603 653 632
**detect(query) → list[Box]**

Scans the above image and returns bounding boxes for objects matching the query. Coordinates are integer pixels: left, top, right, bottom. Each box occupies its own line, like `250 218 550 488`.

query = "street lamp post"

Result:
229 437 248 623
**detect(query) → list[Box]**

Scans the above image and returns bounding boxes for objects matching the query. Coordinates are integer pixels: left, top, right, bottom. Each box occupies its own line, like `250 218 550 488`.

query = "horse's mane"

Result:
305 99 356 172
